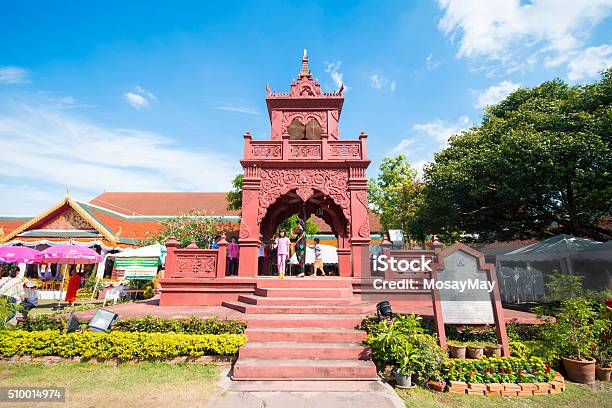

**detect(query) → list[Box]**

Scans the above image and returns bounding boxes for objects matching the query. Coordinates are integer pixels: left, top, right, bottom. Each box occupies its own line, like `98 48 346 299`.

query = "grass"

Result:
0 362 221 408
395 382 612 408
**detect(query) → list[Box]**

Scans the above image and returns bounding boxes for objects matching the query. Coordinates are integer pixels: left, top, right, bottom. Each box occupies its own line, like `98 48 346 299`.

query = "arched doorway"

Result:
258 189 349 276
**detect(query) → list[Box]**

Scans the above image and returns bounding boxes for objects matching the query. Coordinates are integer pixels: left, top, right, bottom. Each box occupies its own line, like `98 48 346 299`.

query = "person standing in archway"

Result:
274 230 291 279
294 219 307 277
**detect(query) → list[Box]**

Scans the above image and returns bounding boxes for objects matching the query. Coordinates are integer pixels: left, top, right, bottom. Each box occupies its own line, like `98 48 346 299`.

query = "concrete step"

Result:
232 358 378 381
222 301 375 314
254 278 353 289
238 294 360 306
244 327 366 343
254 287 354 298
239 342 371 360
245 314 365 329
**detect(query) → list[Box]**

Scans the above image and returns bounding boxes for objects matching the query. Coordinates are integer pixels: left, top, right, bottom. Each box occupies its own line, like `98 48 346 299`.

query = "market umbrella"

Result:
0 246 42 264
34 244 102 309
35 244 102 264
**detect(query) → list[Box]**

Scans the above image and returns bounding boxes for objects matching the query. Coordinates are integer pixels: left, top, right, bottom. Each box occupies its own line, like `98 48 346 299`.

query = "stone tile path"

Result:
206 368 404 408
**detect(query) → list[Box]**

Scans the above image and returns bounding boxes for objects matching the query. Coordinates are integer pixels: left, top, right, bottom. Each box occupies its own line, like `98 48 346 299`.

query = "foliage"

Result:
143 286 154 300
0 297 17 328
535 297 600 360
368 155 426 242
544 271 584 301
420 69 612 241
22 315 67 332
363 314 446 384
592 304 612 366
0 330 247 358
444 325 498 343
226 174 243 211
442 356 554 383
277 214 318 236
111 316 247 335
143 210 233 248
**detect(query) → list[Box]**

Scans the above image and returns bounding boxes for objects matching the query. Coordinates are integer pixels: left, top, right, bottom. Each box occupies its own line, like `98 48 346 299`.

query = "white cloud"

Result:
391 138 416 154
412 115 471 146
369 74 396 91
0 66 30 84
215 105 259 115
426 54 441 70
473 80 521 108
0 98 240 214
324 61 346 90
436 0 612 76
567 44 612 80
124 86 157 109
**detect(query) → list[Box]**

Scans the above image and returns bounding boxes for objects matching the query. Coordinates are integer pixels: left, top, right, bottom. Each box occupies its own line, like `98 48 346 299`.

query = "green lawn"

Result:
396 382 612 408
0 362 220 408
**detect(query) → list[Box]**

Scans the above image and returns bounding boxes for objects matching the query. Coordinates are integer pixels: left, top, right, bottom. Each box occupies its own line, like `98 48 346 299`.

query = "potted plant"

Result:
594 305 612 381
484 343 502 357
466 342 484 359
393 342 416 388
540 298 597 383
447 341 467 359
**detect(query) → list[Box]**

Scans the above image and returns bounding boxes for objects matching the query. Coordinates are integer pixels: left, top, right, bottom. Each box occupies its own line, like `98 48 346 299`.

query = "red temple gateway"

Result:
159 50 374 307
238 49 371 278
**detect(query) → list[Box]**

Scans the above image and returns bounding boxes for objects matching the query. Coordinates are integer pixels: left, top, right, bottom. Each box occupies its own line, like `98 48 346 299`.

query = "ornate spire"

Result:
298 48 312 80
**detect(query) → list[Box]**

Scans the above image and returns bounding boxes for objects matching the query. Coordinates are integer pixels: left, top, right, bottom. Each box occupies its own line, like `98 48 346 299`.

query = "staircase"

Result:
222 278 379 381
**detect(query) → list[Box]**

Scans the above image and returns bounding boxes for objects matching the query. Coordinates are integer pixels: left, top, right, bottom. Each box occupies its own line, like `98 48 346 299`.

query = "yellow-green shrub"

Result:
0 330 246 359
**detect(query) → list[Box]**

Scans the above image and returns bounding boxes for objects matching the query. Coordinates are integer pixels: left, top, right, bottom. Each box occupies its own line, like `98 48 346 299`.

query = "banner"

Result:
114 258 158 280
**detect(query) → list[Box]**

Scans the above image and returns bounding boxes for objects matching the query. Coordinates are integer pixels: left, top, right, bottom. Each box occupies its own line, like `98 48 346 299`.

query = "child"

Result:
227 237 239 276
309 238 325 276
274 230 291 279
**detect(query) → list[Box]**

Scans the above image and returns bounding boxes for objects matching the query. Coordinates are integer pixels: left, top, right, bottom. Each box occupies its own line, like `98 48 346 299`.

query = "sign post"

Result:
432 243 510 356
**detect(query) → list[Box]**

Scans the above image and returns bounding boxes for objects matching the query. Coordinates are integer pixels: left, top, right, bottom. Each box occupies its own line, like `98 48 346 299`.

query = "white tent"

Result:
290 244 338 265
112 243 167 263
576 240 612 261
496 235 609 301
95 244 166 280
498 234 601 262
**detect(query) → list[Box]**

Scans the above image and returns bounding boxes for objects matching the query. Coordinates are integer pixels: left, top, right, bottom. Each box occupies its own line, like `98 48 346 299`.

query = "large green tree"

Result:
421 69 612 241
368 155 426 241
226 174 243 211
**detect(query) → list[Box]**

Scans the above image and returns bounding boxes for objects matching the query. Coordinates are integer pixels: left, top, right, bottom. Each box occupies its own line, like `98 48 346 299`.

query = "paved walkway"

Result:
206 368 404 408
70 297 541 324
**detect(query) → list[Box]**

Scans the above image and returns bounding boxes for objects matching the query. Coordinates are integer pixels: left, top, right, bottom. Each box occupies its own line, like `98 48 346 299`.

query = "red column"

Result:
348 166 370 278
164 236 179 278
238 145 261 277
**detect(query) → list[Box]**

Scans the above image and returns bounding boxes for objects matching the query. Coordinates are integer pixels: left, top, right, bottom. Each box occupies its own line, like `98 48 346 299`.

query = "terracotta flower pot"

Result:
466 346 484 359
595 365 612 382
485 345 502 357
561 356 596 384
448 344 466 359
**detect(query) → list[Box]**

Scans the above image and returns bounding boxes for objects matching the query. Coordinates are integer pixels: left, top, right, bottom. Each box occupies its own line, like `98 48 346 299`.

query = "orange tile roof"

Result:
90 192 239 217
0 218 31 237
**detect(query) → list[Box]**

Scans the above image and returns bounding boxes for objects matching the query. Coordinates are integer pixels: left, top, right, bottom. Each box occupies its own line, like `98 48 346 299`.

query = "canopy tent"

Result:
95 243 166 281
111 243 166 264
498 234 601 263
576 240 612 261
496 235 610 302
290 244 338 265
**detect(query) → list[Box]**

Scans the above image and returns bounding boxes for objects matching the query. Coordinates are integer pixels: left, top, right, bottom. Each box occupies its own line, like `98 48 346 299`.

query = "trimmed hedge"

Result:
0 330 247 359
21 315 247 335
111 316 247 335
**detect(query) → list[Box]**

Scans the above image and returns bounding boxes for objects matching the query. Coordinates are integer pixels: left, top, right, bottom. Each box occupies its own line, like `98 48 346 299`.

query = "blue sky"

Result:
1 0 611 215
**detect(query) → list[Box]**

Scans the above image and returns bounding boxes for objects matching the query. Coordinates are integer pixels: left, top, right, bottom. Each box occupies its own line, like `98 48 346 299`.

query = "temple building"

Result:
0 191 381 251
